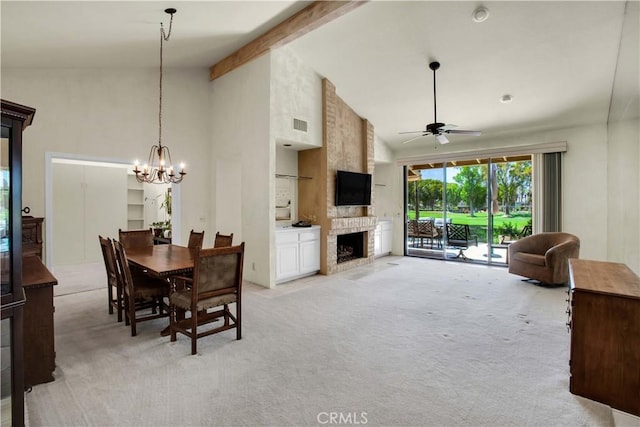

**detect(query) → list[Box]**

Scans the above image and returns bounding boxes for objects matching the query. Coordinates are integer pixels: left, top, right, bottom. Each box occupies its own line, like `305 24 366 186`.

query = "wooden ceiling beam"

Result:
209 1 367 80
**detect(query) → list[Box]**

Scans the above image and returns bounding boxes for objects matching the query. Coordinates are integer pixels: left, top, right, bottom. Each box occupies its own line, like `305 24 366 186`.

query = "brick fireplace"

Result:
298 78 376 275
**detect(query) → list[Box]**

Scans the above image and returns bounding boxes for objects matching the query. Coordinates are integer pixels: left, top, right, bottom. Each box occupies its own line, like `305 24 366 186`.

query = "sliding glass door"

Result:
405 155 533 265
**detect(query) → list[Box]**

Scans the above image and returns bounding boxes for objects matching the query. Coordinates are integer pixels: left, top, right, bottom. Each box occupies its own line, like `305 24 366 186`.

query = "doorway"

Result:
405 155 533 265
44 153 179 269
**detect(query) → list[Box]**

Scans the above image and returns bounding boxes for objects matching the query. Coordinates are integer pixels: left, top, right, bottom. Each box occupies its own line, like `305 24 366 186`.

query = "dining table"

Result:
125 244 196 278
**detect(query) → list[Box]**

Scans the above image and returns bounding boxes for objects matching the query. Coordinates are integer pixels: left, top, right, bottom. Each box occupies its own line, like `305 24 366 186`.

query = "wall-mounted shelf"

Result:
276 174 312 180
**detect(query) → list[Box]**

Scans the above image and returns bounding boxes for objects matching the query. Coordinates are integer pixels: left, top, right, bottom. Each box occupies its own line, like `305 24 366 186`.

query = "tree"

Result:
453 166 487 216
420 179 442 210
496 161 531 215
445 182 462 211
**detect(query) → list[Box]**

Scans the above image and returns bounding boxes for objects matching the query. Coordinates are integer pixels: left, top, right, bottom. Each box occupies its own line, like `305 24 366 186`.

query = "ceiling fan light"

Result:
472 6 490 23
436 134 449 144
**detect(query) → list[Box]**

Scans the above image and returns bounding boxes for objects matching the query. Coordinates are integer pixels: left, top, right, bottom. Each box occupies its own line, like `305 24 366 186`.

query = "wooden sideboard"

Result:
22 255 57 388
567 259 640 416
22 216 44 258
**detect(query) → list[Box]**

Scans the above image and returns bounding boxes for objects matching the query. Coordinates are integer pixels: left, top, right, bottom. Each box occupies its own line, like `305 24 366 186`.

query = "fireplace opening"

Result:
337 232 365 264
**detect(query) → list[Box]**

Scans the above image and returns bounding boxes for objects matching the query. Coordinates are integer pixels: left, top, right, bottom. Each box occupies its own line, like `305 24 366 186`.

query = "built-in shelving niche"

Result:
275 174 312 222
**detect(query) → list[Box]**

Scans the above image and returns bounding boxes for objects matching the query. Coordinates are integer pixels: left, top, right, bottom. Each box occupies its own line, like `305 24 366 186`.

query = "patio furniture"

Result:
407 220 420 246
500 224 533 244
418 219 440 249
508 232 580 285
445 223 478 260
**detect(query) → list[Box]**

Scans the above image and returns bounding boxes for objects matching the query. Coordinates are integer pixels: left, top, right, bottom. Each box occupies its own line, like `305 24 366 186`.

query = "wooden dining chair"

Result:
170 243 245 355
118 228 154 249
214 231 233 248
98 235 123 322
113 240 170 336
188 229 205 249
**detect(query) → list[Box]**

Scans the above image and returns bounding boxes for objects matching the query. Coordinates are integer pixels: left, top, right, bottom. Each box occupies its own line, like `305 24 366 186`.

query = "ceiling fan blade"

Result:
435 134 450 144
398 130 426 135
445 129 482 136
401 134 427 144
439 124 458 131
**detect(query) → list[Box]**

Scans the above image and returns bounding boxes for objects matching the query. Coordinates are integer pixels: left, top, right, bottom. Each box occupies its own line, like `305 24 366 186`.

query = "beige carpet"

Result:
26 256 614 426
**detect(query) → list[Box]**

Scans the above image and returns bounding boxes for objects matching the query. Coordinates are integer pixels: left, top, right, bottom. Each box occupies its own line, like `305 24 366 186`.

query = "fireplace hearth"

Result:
337 232 365 264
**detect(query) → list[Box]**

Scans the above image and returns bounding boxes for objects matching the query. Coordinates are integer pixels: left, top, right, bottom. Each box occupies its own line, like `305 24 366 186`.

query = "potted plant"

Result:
496 221 519 244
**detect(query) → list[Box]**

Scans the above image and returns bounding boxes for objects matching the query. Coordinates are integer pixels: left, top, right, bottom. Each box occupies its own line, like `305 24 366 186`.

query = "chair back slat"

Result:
214 232 234 248
188 229 205 249
113 240 134 295
446 223 469 245
119 228 154 249
99 235 118 288
193 244 244 296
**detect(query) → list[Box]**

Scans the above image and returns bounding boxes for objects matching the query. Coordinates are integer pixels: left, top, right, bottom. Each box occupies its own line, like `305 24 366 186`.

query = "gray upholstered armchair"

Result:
508 232 580 285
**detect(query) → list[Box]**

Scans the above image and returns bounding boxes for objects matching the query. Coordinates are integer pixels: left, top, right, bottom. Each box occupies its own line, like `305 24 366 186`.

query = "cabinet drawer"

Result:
276 231 298 244
299 230 319 242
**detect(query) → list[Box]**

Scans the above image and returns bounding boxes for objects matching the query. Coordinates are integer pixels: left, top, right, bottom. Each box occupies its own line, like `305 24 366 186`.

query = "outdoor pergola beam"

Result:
209 1 367 80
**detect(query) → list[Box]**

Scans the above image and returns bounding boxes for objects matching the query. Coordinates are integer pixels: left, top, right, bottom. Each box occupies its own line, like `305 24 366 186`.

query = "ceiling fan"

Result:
400 61 481 145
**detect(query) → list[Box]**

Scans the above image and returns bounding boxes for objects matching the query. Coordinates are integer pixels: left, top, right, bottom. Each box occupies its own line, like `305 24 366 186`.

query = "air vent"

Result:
293 118 308 132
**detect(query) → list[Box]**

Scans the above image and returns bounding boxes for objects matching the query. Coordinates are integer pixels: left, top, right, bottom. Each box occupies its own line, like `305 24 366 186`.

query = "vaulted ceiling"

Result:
2 1 637 156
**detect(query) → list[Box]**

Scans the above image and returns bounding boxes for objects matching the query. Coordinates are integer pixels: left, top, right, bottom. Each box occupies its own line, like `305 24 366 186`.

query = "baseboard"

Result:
612 408 639 427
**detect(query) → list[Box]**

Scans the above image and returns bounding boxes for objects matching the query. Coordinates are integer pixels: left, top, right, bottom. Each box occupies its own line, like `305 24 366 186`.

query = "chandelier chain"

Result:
158 13 173 148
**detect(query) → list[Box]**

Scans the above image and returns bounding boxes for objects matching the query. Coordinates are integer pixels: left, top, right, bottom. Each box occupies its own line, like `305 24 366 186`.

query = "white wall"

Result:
270 46 322 149
1 67 212 250
210 54 272 287
606 0 640 274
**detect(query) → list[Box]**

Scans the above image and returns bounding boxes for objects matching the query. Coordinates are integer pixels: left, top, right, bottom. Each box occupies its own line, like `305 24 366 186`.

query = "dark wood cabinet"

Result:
568 259 640 417
22 216 44 258
1 99 36 427
22 256 57 388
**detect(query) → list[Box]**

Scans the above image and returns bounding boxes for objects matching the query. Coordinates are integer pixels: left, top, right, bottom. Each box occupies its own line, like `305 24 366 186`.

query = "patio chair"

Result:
445 223 478 260
407 220 420 247
418 219 440 249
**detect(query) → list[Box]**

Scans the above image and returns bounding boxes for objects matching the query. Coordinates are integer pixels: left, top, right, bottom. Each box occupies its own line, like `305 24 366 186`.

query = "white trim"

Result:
395 141 568 167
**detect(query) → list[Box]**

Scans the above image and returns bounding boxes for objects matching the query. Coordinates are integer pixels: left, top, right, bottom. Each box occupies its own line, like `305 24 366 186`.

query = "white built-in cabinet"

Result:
52 162 127 265
374 219 393 257
276 225 320 284
127 174 145 230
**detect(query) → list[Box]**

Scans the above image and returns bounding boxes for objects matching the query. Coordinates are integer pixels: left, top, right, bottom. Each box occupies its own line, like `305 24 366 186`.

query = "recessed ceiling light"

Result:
472 6 490 23
500 94 513 104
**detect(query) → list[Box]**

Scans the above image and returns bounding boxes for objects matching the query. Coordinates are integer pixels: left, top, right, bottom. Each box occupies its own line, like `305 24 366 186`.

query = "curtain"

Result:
542 152 562 232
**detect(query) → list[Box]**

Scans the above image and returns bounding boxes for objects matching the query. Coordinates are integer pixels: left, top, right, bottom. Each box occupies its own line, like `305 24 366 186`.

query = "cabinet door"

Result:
299 239 320 274
276 242 299 281
374 227 382 256
381 224 392 254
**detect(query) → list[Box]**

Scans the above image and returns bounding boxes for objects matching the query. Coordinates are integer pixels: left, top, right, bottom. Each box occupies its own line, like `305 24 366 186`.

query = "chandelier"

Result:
134 8 186 184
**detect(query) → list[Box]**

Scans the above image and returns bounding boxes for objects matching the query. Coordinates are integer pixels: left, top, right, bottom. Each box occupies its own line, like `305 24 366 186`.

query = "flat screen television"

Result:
335 170 372 206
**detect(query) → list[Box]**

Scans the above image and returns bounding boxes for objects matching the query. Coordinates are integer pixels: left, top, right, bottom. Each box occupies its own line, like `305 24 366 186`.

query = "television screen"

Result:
335 170 372 206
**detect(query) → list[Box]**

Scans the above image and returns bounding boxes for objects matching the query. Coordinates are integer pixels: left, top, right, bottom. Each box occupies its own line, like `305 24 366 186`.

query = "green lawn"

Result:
407 210 531 242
